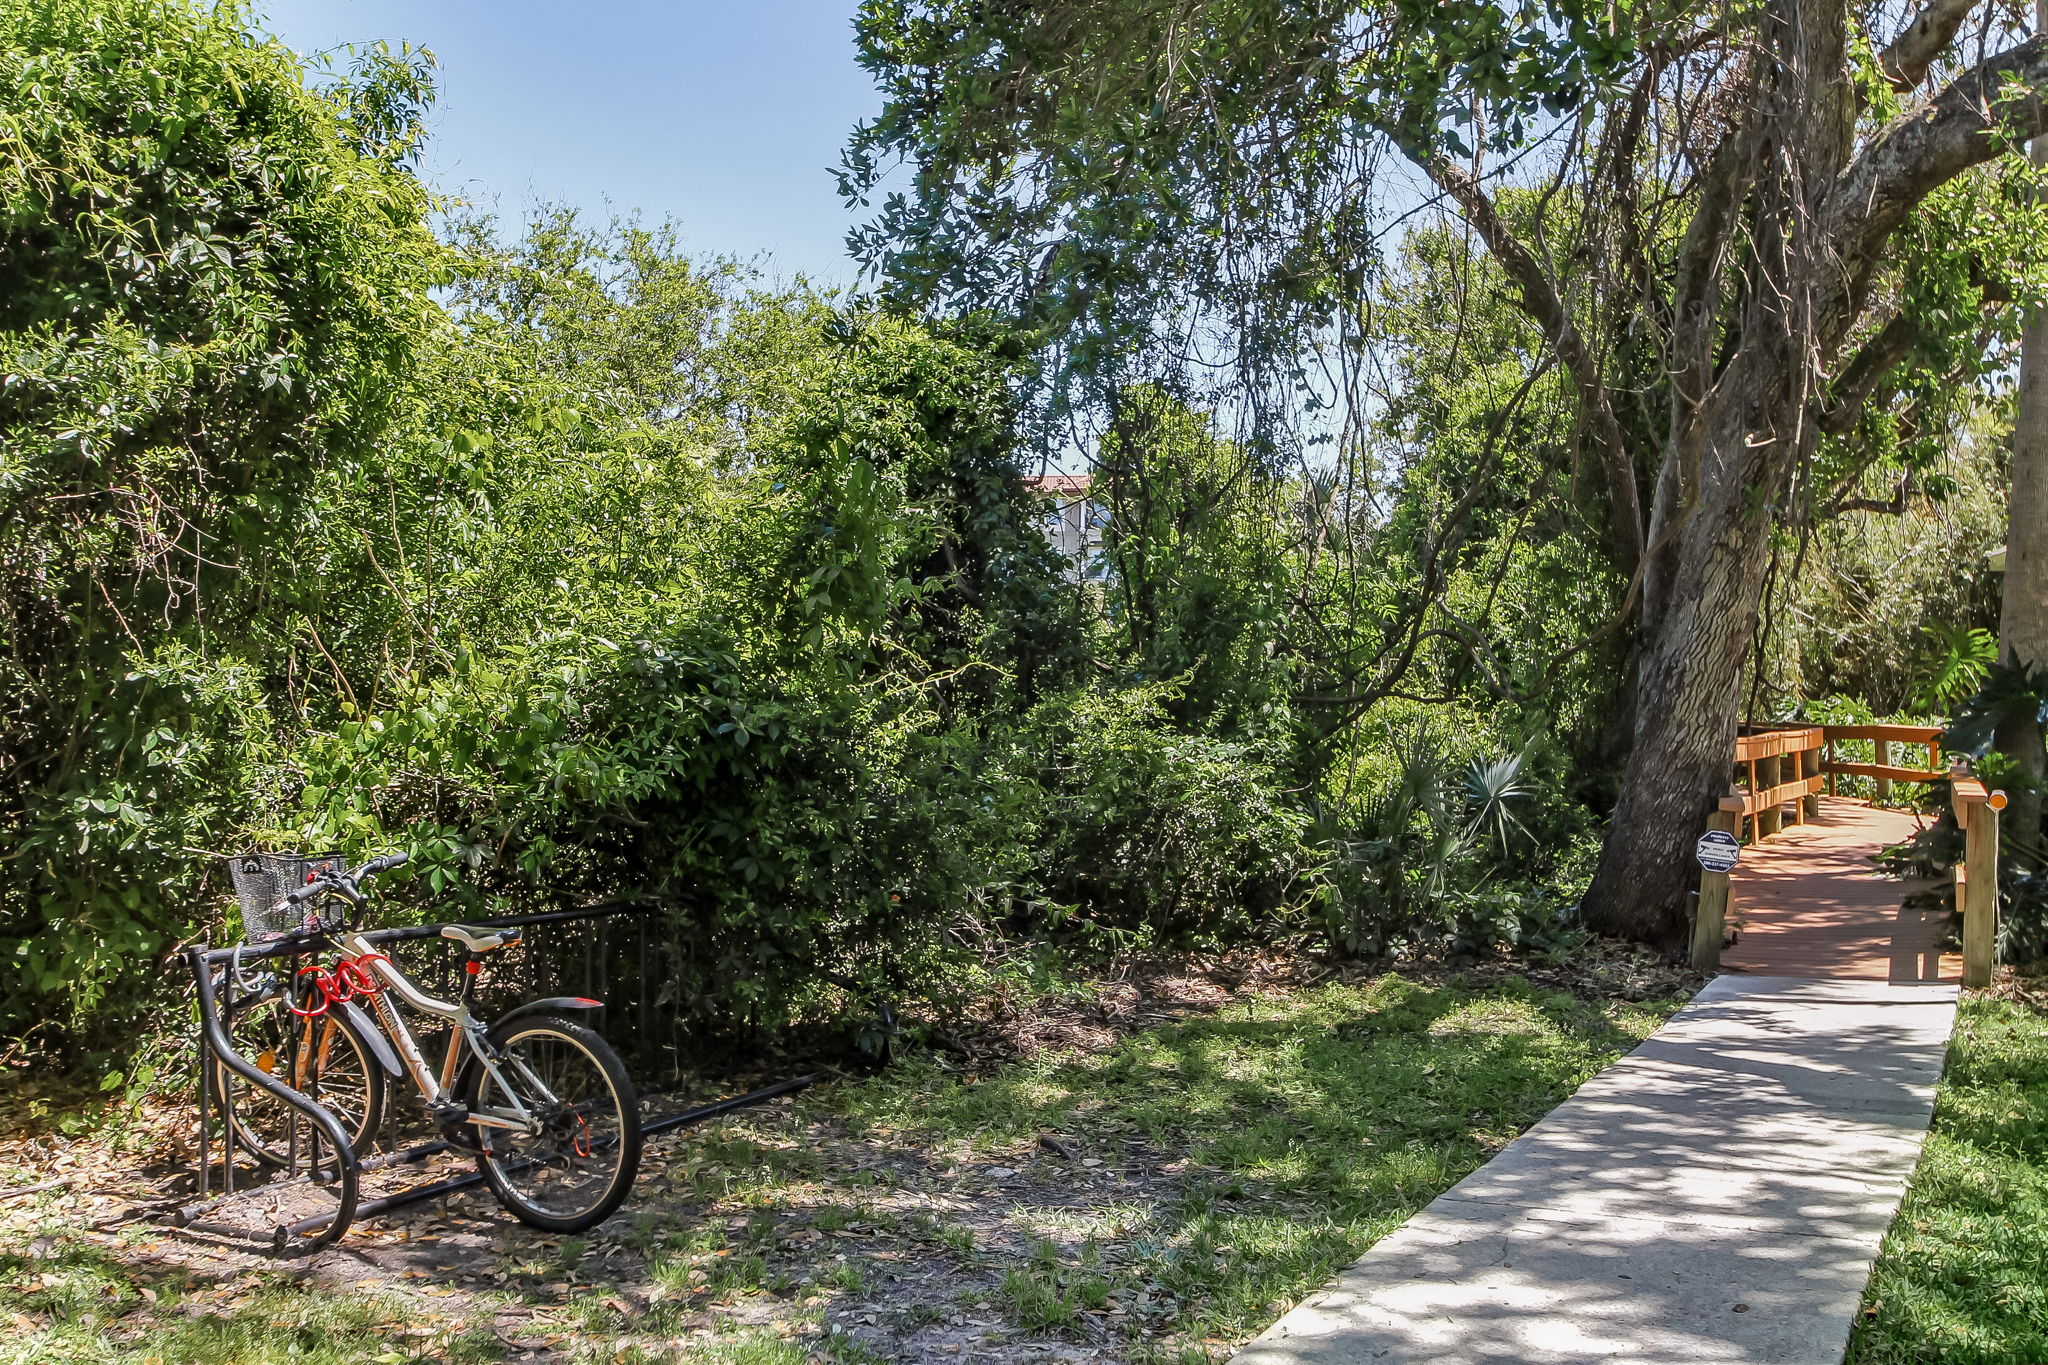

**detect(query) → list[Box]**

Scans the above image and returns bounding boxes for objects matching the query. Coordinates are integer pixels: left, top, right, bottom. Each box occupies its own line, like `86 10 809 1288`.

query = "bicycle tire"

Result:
457 1012 641 1233
214 985 385 1167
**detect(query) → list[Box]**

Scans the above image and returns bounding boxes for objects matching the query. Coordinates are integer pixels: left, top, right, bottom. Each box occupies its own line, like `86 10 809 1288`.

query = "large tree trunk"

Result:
1998 0 2048 861
1581 388 1793 944
1583 536 1773 943
1999 301 2048 861
1580 0 1852 945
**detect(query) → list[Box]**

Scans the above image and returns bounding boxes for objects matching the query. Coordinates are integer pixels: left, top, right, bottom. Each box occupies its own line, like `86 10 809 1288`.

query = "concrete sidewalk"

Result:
1230 976 1959 1365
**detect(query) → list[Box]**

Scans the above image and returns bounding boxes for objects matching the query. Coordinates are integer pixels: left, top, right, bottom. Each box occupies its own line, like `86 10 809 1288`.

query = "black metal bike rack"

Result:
185 939 361 1253
173 901 880 1254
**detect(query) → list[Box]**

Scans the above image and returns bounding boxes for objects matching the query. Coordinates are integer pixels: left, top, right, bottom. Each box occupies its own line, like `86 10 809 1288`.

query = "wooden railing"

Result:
1733 726 1824 839
1732 723 1945 842
1819 724 1945 801
1951 766 2007 988
1692 792 1746 971
1696 725 2005 981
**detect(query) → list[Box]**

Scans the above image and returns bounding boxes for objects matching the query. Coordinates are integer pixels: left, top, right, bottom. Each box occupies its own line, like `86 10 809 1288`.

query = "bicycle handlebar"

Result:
285 851 409 907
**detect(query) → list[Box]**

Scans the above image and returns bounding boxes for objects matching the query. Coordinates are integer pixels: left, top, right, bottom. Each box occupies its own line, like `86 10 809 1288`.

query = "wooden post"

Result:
1962 791 2005 989
1802 740 1822 820
1743 759 1757 841
1759 753 1784 837
1783 746 1800 828
1875 737 1892 803
1693 796 1744 971
1826 736 1837 796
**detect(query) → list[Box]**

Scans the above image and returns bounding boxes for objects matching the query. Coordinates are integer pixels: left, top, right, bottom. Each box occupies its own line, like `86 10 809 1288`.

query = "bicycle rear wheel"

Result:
459 1012 641 1233
215 982 384 1167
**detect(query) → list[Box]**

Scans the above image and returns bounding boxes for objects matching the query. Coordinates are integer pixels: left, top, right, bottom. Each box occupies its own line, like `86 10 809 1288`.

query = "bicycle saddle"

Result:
440 924 522 953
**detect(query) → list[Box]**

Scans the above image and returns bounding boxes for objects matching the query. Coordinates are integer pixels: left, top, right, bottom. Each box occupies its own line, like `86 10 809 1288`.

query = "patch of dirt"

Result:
930 938 1701 1071
2 1096 1263 1363
1984 962 2048 1012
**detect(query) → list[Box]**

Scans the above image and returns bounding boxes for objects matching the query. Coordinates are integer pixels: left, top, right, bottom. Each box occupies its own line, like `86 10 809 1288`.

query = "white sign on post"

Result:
1695 829 1740 873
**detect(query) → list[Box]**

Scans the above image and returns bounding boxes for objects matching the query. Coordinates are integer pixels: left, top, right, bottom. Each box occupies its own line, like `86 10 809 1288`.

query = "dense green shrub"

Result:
0 0 443 1025
1309 718 1596 960
284 630 1030 1030
271 308 1092 1034
1031 683 1311 944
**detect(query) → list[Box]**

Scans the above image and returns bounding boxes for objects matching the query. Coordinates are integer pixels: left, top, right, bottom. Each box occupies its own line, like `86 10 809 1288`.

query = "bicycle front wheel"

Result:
460 1012 641 1233
215 984 385 1167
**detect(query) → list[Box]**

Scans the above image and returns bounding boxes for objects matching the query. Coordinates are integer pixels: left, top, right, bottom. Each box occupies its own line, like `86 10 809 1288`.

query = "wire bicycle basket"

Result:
227 852 344 941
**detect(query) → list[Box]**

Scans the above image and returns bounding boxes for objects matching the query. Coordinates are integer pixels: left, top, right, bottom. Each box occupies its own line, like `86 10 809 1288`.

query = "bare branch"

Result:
1417 156 1648 576
1819 312 1920 435
1827 35 2048 285
1879 0 1983 92
1819 262 2014 435
1660 67 1768 523
1828 473 1914 517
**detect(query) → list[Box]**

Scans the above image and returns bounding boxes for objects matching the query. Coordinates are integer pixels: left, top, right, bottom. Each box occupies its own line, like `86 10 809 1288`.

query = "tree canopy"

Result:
0 0 444 1012
842 0 2048 942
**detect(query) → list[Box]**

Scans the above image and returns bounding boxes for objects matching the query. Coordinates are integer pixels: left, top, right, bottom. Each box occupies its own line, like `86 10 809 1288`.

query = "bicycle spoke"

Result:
473 1023 631 1225
219 986 380 1166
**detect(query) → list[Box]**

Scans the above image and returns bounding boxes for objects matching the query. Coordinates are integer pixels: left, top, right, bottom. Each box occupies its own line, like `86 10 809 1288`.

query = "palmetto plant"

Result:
1314 725 1459 953
1463 752 1533 855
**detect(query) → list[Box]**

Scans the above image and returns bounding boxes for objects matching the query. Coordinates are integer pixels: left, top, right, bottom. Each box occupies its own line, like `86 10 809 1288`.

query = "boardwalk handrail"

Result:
1703 729 1994 980
1821 723 1944 792
1949 763 2007 988
1733 722 1946 843
1732 725 1825 841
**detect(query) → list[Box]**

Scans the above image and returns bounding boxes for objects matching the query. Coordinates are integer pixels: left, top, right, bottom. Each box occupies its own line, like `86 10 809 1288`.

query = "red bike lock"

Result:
289 964 335 1017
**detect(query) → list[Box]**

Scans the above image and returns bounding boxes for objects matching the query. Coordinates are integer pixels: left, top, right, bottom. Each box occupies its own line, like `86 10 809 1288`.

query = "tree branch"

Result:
1819 267 2014 435
1828 472 1914 517
1418 156 1648 576
1879 0 1982 93
1663 78 1768 473
1819 311 1920 435
1827 35 2048 279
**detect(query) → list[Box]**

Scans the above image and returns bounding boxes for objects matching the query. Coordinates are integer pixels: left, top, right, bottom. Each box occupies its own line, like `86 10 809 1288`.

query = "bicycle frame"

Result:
334 929 551 1136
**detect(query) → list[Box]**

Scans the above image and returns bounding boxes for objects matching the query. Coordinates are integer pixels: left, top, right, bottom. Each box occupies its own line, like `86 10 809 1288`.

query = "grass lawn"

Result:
0 964 1686 1364
1850 980 2048 1365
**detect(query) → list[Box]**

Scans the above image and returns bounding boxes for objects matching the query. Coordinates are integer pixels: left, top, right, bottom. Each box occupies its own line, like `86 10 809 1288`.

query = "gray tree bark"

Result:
1997 0 2048 862
1581 9 2048 945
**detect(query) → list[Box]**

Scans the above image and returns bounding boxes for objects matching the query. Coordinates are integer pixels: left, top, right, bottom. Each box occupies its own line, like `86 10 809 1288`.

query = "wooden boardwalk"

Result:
1720 796 1953 983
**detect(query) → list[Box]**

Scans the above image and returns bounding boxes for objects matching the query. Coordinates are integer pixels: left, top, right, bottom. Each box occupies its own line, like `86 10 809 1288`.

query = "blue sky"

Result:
255 1 881 285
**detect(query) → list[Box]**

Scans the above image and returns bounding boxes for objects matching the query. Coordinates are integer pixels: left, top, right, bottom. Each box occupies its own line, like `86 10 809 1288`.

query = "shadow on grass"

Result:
1850 994 2048 1365
812 973 1672 1342
0 1235 502 1364
8 972 1679 1364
